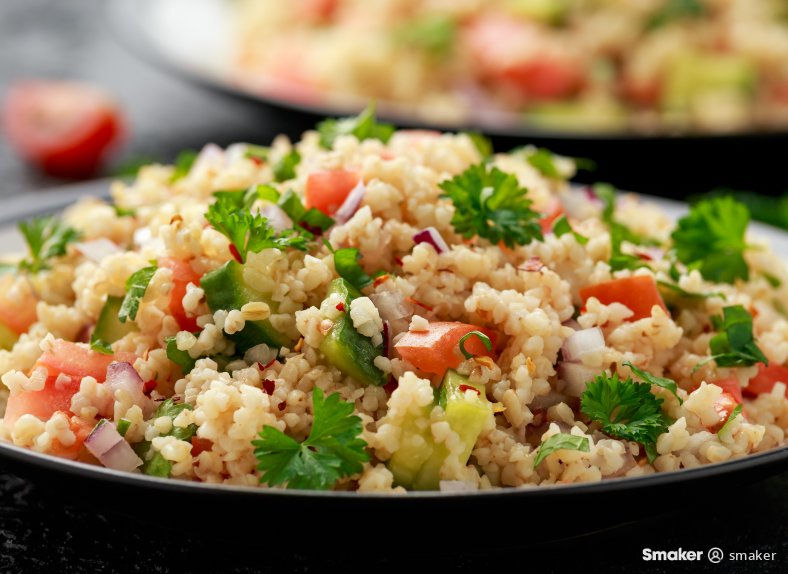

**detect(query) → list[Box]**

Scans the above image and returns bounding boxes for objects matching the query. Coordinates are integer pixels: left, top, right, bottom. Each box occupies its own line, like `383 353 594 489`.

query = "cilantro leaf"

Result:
205 194 311 262
671 196 750 284
623 361 682 404
534 433 590 466
253 387 369 490
317 103 395 150
703 305 768 369
170 149 198 183
273 149 301 183
552 214 589 245
333 248 373 290
580 372 671 463
439 163 543 248
119 265 157 323
17 216 80 274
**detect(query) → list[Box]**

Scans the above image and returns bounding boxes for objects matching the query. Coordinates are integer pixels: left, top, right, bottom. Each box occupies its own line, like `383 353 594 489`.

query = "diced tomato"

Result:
3 375 80 428
500 58 585 100
711 392 739 431
744 363 788 398
2 81 124 178
49 414 93 460
35 339 133 381
579 275 667 321
159 257 201 332
394 321 497 377
621 76 662 107
709 378 743 404
0 275 38 334
540 200 565 234
296 0 338 22
305 169 360 216
190 436 213 457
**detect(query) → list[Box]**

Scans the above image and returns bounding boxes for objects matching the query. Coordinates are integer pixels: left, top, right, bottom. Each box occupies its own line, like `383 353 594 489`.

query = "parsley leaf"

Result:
89 338 113 355
166 336 196 373
170 149 198 183
465 132 493 159
253 387 369 490
552 214 589 245
580 372 671 463
119 265 157 323
333 248 373 290
133 398 197 477
439 163 543 248
671 196 750 284
205 194 311 262
317 102 395 150
273 149 301 183
594 183 659 271
113 205 137 218
275 189 335 233
700 305 768 369
623 361 682 404
657 280 724 301
534 433 590 466
717 403 743 439
155 398 198 442
17 216 80 274
524 148 564 180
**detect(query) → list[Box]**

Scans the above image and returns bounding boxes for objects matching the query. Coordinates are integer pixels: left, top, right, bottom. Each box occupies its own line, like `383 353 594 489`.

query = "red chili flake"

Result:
249 155 265 166
262 379 276 395
256 358 277 371
458 384 481 396
336 302 346 312
405 297 433 312
519 257 545 272
190 437 213 457
636 251 653 261
143 380 157 396
228 243 243 263
278 401 287 411
373 274 391 287
394 257 404 266
383 376 398 395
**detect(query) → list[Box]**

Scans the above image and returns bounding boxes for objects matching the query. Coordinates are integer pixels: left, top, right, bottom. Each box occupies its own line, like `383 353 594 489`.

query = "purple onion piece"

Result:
106 362 145 405
382 321 391 359
333 180 366 224
85 420 122 457
412 227 449 254
99 440 144 473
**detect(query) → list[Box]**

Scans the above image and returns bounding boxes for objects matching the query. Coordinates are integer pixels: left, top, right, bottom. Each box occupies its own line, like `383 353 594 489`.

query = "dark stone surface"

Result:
0 1 786 572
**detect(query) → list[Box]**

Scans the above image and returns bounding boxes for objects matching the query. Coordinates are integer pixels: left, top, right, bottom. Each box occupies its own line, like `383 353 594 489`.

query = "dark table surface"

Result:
0 2 786 572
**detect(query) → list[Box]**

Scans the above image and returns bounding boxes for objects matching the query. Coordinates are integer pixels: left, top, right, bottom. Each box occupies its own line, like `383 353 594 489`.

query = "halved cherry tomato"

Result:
709 378 743 404
540 199 565 234
3 375 80 428
394 321 497 377
744 363 788 398
2 81 124 178
710 392 739 431
579 275 667 322
0 275 38 335
305 169 360 216
160 257 201 332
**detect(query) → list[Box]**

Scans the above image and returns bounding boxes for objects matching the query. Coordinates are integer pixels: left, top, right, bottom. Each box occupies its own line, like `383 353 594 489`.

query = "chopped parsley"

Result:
205 194 311 262
439 163 543 248
253 387 369 490
170 149 198 183
317 103 395 150
657 280 724 301
276 189 335 233
113 205 137 218
333 247 373 290
524 148 565 180
17 216 80 274
623 361 682 404
273 149 301 183
155 398 198 442
166 337 197 373
671 196 750 284
244 144 270 163
458 331 493 359
466 132 493 159
717 404 743 439
594 183 659 271
646 0 705 31
133 398 197 477
699 305 768 370
393 15 456 57
580 372 672 463
118 265 158 323
117 418 131 437
534 433 590 467
89 338 113 355
552 214 588 245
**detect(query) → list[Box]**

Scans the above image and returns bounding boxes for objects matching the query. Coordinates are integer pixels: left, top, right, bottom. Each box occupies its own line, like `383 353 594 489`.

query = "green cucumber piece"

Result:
386 408 437 488
506 0 570 25
200 260 292 353
0 320 18 350
663 53 756 110
319 315 386 386
327 277 362 303
94 296 136 344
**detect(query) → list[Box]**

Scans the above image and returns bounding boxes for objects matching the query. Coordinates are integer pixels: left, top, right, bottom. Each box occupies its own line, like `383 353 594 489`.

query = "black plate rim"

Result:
105 0 788 143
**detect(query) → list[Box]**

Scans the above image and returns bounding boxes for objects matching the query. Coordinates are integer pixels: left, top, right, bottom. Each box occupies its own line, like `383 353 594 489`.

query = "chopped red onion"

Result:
439 480 477 492
333 180 366 224
559 362 599 397
84 420 142 472
561 327 605 363
413 227 449 254
106 362 151 414
74 239 120 263
261 204 293 232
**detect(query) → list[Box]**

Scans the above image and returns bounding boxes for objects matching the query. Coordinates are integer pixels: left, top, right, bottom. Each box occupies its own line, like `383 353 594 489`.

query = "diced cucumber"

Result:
327 277 362 303
387 409 437 487
0 320 18 350
663 53 756 110
439 371 492 465
200 260 292 353
526 101 627 132
94 296 136 344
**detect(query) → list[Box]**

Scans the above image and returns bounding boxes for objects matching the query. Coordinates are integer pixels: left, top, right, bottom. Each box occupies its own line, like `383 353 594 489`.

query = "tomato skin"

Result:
159 258 201 332
711 392 739 431
744 363 788 398
296 0 338 22
579 275 667 321
540 200 565 234
394 321 497 377
50 414 93 460
3 81 124 178
35 339 133 381
191 436 213 457
3 375 80 428
500 58 585 100
711 378 743 404
305 170 360 216
0 275 38 334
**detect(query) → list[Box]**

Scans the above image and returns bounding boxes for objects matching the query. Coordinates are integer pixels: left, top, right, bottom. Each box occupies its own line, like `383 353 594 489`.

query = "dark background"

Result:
0 1 786 572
